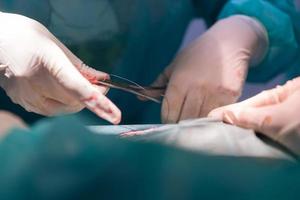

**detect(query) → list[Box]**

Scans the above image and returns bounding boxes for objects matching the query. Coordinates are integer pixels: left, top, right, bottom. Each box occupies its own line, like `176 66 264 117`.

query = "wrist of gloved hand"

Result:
214 15 269 67
232 15 269 67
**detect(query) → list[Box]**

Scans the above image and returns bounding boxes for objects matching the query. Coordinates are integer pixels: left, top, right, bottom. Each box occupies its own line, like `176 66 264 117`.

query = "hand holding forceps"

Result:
96 74 166 104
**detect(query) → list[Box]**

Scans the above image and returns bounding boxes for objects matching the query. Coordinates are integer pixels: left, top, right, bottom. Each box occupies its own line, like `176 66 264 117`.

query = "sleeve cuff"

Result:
218 0 299 82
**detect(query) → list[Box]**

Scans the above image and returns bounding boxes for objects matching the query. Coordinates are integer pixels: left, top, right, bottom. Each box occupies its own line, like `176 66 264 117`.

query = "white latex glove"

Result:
0 13 121 124
209 77 300 156
145 15 268 123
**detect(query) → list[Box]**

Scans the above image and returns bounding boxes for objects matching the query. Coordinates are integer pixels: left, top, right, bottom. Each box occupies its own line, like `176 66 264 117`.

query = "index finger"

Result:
44 42 121 124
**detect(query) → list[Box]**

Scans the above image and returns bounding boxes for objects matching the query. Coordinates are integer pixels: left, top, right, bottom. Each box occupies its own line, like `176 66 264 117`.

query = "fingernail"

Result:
93 107 121 125
109 111 121 125
224 110 236 125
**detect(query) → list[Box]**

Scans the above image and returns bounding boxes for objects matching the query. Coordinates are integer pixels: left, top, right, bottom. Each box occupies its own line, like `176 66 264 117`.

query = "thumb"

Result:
43 42 121 124
209 104 276 135
207 86 286 125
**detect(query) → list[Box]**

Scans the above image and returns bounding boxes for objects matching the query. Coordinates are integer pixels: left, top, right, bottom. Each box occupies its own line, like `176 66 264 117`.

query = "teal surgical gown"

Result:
0 116 298 199
0 0 299 124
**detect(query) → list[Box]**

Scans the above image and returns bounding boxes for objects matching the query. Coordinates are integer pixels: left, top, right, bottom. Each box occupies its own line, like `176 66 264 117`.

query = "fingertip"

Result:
110 109 122 125
82 91 122 124
79 63 110 82
223 110 236 125
208 107 239 125
208 108 224 120
89 104 121 125
101 72 110 82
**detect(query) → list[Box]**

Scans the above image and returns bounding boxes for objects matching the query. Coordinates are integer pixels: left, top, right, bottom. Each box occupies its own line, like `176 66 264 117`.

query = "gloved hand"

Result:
209 77 300 155
0 13 121 124
145 15 268 123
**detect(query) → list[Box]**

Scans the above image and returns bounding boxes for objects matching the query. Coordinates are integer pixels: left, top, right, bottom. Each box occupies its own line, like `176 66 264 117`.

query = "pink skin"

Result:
121 127 159 137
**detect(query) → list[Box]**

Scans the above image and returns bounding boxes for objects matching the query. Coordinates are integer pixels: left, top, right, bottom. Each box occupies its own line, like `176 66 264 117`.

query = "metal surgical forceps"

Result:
96 75 166 104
